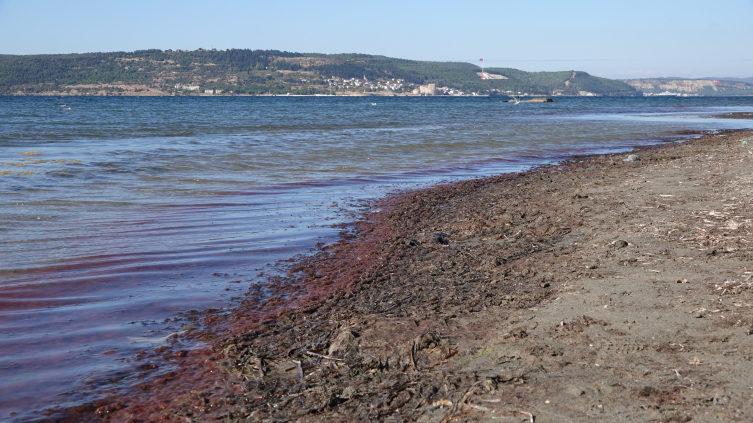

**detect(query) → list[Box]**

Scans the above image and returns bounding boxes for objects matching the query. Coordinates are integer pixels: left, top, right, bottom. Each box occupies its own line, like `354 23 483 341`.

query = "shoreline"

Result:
2 92 493 97
52 128 753 422
6 93 753 98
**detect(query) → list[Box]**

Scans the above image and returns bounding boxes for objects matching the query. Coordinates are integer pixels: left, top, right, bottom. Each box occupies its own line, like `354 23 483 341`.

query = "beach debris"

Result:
406 238 421 247
465 403 492 412
517 410 535 422
94 402 124 416
328 330 356 357
434 232 450 245
714 396 730 406
439 386 483 422
432 399 452 408
613 240 629 248
557 315 608 332
484 376 499 392
339 386 357 399
677 278 688 284
623 154 640 162
305 351 345 361
292 360 303 382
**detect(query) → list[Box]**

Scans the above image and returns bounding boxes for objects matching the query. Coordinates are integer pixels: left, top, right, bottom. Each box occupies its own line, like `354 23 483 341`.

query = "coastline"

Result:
8 93 753 98
54 128 753 422
4 92 485 97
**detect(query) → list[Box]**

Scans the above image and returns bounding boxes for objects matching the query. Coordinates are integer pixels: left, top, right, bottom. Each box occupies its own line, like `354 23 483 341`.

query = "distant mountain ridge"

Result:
705 77 753 84
622 77 753 96
0 49 638 96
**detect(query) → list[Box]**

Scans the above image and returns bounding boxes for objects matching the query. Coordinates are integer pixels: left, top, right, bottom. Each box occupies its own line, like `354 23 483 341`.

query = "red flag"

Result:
480 58 484 62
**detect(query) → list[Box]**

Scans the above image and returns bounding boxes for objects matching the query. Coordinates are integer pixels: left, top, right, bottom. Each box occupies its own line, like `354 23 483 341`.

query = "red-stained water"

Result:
0 185 387 420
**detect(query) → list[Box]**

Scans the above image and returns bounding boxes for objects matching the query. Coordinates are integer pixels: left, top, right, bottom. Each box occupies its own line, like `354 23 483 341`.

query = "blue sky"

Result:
0 0 751 79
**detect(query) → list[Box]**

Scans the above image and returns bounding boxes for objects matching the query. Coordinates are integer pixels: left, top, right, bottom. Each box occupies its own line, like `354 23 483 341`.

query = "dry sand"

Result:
58 129 753 422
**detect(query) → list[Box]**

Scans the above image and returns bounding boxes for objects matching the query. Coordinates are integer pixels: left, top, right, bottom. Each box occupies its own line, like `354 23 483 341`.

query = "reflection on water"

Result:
0 96 752 419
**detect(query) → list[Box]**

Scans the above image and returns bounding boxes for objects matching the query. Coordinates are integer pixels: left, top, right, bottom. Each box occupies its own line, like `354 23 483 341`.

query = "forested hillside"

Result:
0 49 638 96
481 68 635 96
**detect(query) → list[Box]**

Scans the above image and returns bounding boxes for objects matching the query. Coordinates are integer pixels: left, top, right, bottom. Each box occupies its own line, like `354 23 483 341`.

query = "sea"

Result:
1 95 752 420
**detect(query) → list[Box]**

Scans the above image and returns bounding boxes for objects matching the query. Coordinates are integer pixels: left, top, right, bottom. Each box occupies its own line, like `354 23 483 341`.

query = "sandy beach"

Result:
58 128 753 422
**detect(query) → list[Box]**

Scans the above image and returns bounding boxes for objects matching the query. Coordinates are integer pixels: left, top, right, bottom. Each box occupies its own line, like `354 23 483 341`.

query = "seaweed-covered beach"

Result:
54 128 753 422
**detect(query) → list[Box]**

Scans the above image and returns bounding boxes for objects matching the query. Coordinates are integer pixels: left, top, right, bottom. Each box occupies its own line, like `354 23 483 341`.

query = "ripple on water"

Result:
1 96 752 419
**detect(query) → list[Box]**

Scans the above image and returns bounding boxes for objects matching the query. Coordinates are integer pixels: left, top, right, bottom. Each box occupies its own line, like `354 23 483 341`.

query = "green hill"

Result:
0 49 639 96
481 68 636 96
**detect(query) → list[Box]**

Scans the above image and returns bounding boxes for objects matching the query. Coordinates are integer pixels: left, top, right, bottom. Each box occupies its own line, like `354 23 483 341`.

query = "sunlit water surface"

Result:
1 95 752 420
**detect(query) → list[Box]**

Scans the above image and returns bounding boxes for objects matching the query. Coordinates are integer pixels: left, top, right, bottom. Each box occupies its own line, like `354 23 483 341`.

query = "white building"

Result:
419 84 436 95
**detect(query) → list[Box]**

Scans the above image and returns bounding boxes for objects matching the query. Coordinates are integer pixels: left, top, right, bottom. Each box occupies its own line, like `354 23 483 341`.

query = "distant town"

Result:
177 76 522 97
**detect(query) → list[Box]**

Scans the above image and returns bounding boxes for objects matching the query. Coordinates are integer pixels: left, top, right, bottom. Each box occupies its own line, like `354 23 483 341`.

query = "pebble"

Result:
434 232 450 245
623 154 640 162
714 396 730 406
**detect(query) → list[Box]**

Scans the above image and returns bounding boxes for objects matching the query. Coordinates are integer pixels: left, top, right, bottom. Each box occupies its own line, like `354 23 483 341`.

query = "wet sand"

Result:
55 129 753 422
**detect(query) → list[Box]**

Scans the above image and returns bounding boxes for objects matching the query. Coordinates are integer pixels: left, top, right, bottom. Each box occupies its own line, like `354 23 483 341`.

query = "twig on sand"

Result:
440 385 481 423
292 360 303 382
465 403 491 412
504 230 522 241
517 410 535 423
305 351 345 361
410 341 418 369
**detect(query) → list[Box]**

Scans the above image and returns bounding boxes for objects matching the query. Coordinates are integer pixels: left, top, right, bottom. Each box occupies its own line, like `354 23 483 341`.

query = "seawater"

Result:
1 96 752 419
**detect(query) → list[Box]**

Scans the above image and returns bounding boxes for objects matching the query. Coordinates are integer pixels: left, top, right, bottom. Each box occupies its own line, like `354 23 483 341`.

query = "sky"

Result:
0 0 751 79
